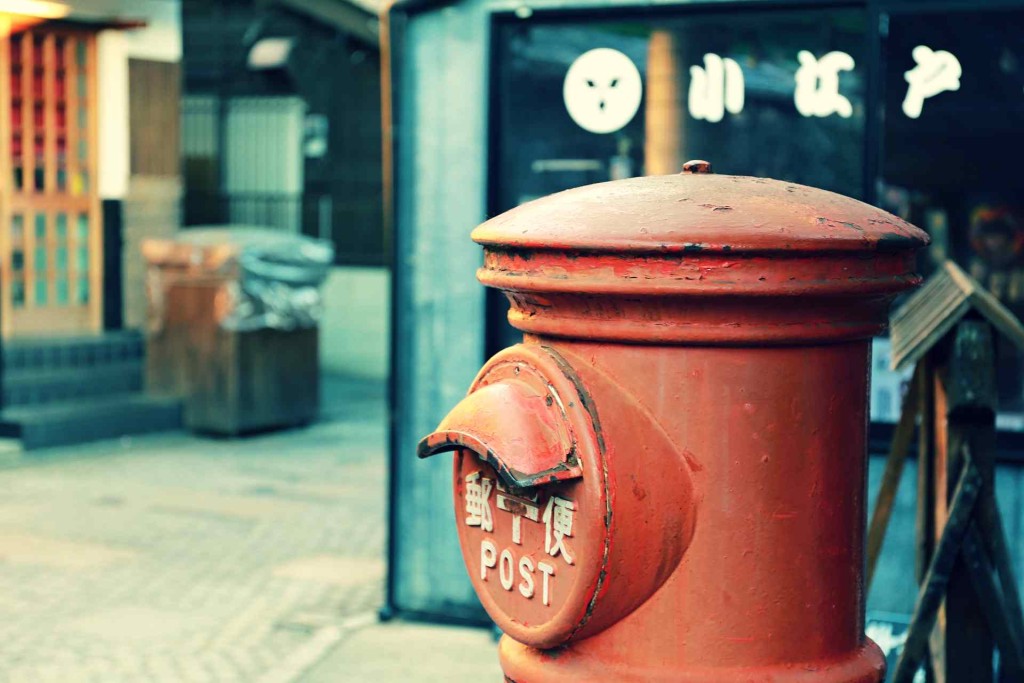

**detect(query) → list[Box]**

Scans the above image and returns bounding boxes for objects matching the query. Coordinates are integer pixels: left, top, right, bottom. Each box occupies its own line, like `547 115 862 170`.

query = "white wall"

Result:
319 267 390 380
96 30 129 199
120 0 182 62
73 0 182 199
69 0 182 62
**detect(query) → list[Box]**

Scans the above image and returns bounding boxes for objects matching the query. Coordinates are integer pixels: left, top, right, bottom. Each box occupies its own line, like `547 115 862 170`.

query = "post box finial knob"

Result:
681 160 712 174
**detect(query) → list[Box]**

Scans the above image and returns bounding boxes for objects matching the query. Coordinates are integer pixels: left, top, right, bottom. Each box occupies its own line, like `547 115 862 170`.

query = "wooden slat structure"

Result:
867 260 1024 682
0 24 102 338
891 261 1024 372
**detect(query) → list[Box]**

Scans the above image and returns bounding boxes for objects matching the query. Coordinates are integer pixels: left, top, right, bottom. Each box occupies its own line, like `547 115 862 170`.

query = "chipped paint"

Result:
424 165 928 682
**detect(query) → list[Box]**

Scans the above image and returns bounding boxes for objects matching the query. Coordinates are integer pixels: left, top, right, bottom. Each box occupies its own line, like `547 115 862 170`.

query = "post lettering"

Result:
499 549 515 590
518 556 536 598
481 539 497 580
538 561 555 606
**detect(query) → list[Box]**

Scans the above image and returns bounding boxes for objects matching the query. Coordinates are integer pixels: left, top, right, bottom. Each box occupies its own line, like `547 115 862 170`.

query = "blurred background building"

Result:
180 0 383 267
0 0 388 450
0 2 403 680
0 0 185 447
177 0 388 386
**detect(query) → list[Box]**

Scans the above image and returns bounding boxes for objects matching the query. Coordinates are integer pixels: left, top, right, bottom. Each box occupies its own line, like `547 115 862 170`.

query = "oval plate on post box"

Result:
419 344 610 648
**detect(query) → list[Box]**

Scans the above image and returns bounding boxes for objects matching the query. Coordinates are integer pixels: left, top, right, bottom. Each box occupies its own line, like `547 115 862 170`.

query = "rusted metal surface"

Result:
472 173 924 347
681 159 712 174
416 361 583 489
472 172 923 255
421 342 697 650
420 165 928 681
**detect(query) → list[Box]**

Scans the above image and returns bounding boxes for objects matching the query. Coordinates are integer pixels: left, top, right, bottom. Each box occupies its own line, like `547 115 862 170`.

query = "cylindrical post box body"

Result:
499 339 878 681
419 167 928 682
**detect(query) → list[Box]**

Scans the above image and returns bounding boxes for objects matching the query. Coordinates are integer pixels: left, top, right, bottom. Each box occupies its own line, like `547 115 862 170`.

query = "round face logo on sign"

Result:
563 48 643 134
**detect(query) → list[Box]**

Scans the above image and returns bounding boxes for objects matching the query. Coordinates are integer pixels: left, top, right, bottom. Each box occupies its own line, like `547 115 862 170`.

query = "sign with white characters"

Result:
563 48 643 134
688 53 745 123
497 486 540 545
561 44 977 132
464 471 494 532
543 496 575 565
902 45 961 119
464 469 577 608
794 50 856 118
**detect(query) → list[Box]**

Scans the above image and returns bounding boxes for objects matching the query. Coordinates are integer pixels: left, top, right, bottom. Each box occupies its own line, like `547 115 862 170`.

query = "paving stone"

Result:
0 533 138 569
0 380 386 682
297 622 503 683
271 555 385 587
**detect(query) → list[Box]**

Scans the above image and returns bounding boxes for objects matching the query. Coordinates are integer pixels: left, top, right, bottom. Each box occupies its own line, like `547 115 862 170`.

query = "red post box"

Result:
418 163 928 682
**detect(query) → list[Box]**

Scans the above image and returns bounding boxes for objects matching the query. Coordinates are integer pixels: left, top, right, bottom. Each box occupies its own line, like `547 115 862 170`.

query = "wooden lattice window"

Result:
0 26 101 337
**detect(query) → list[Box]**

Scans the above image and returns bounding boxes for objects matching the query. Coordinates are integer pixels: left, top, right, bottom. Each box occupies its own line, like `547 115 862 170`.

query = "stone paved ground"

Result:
298 621 503 682
0 377 388 682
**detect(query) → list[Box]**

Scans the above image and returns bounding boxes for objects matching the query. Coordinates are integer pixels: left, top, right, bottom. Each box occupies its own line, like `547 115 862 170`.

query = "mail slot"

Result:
420 161 928 681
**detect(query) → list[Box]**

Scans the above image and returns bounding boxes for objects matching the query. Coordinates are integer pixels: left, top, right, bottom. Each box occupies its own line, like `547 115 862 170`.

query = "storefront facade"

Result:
0 5 185 449
386 0 1024 624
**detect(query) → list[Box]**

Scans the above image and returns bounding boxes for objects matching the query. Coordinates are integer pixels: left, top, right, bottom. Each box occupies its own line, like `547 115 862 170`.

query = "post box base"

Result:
499 635 885 683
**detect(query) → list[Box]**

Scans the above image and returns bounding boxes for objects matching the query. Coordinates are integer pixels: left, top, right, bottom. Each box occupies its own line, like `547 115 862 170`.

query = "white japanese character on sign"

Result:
497 486 540 546
543 496 575 565
794 50 855 118
902 46 961 119
688 53 744 123
465 472 493 532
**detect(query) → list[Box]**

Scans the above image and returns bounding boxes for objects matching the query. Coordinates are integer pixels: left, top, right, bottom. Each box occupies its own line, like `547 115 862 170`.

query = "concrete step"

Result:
3 361 144 406
0 393 182 450
3 331 144 372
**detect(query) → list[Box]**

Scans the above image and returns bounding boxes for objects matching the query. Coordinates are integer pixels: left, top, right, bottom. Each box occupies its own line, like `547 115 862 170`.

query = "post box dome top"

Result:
472 163 927 255
472 163 930 345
